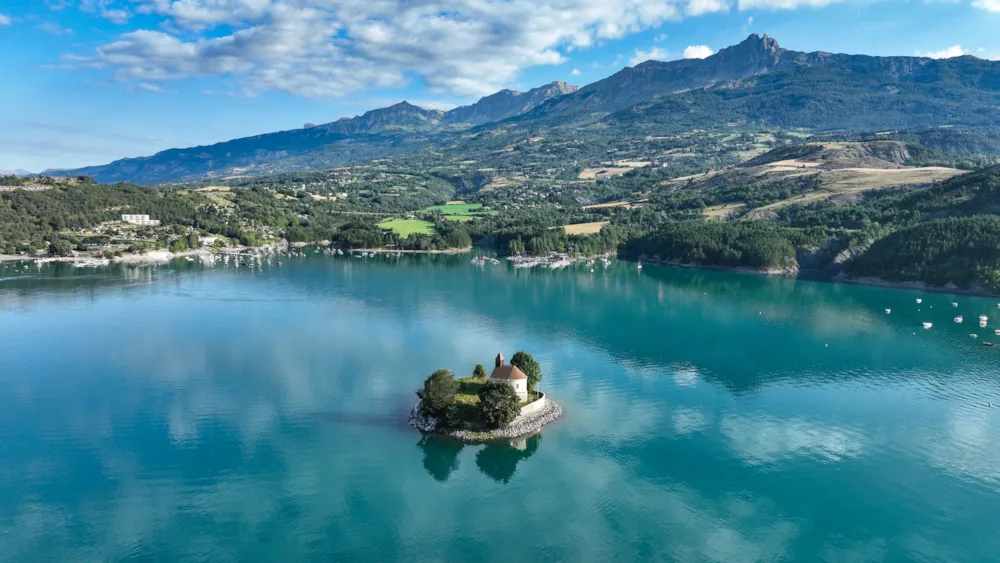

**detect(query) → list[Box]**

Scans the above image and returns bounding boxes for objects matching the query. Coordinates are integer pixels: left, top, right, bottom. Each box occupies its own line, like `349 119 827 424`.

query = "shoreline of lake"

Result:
631 256 1000 297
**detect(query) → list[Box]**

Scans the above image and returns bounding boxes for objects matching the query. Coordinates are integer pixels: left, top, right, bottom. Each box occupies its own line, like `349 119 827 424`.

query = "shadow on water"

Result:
314 404 414 432
417 432 543 484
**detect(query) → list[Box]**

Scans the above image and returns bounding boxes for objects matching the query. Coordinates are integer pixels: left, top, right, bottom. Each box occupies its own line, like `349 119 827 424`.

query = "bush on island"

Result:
477 380 520 429
510 351 542 391
473 364 487 379
417 369 459 419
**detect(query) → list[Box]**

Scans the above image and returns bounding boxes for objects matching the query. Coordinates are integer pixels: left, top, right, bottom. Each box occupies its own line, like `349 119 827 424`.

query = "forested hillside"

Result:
845 216 1000 291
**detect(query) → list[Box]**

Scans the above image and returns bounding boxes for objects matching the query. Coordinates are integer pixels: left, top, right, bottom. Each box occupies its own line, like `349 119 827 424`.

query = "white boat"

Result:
981 320 988 328
637 261 643 271
971 334 978 338
916 299 923 304
885 308 891 314
955 316 963 323
73 258 111 268
994 329 1000 336
952 302 959 307
922 322 933 329
980 315 989 322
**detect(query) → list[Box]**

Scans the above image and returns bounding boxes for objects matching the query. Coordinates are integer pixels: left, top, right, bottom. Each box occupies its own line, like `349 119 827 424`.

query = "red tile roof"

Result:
490 365 527 380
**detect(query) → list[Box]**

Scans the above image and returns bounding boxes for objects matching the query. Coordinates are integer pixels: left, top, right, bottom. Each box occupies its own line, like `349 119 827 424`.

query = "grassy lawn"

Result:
582 201 629 209
444 215 475 222
204 193 234 208
453 377 487 423
377 218 435 237
455 376 487 406
563 221 610 235
455 377 541 408
423 203 498 216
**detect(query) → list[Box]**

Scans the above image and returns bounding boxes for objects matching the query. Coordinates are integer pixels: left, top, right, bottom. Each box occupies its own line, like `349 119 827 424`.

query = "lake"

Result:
1 254 999 562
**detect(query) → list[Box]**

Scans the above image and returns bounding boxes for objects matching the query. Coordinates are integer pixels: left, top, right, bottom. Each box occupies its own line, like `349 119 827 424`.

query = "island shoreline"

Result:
408 397 563 443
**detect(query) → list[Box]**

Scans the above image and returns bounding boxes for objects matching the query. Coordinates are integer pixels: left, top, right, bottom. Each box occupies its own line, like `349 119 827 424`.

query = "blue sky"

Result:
0 0 998 172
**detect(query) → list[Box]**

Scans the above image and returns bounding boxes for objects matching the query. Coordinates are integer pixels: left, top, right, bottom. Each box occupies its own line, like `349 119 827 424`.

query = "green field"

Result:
377 219 435 237
423 203 497 216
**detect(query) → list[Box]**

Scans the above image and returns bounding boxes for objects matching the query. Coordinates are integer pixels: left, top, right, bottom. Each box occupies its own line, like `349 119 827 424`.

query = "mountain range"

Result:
52 34 1000 184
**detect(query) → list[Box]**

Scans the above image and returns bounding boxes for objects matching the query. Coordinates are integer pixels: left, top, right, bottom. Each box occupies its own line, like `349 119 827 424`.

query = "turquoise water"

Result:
2 255 1000 561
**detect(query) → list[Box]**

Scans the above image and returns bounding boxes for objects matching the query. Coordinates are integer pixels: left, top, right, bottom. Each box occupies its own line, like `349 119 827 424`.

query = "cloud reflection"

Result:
721 414 865 466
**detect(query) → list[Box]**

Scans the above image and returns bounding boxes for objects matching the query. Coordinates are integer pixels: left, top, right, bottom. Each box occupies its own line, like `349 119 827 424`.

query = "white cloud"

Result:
738 0 843 10
973 0 1000 11
630 46 671 65
83 0 695 98
570 68 581 76
976 47 1000 60
0 13 11 26
747 15 753 24
102 9 131 24
136 82 177 94
683 45 714 59
80 0 132 23
38 22 73 35
686 0 729 15
917 45 965 59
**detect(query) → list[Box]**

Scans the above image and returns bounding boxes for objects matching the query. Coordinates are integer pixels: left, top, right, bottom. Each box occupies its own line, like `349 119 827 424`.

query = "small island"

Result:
408 351 563 441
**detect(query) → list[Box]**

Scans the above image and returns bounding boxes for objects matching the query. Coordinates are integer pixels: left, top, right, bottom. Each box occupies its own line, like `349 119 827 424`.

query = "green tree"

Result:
169 236 189 253
416 369 459 419
477 380 520 429
48 238 74 256
473 364 487 379
510 351 542 391
507 237 525 256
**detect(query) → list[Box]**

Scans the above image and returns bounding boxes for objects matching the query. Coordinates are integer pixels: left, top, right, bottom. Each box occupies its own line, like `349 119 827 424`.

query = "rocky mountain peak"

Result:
712 33 785 70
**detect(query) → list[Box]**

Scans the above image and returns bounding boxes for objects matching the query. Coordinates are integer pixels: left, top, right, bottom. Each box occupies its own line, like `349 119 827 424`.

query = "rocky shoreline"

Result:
833 274 1000 298
408 398 564 442
637 256 798 276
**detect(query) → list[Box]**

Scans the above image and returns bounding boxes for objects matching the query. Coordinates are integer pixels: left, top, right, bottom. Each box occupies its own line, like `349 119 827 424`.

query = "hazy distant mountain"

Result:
57 34 1000 184
53 82 577 183
0 169 35 177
